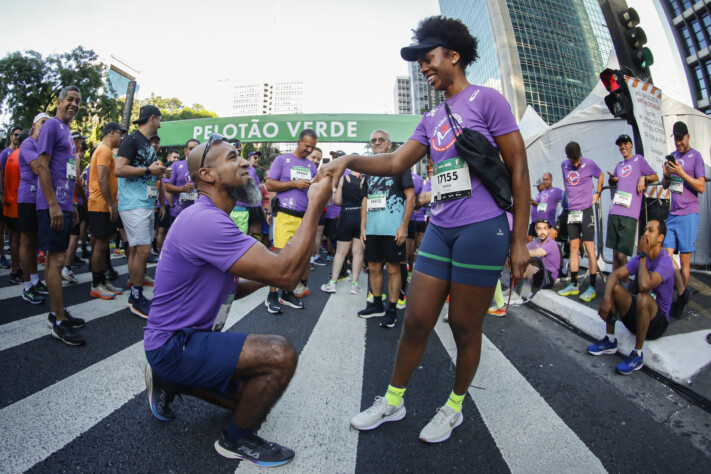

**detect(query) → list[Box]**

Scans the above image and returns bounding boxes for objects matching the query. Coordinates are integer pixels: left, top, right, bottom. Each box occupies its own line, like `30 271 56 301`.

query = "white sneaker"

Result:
321 281 336 293
419 405 463 443
350 396 406 430
61 267 79 284
90 284 115 300
350 282 362 295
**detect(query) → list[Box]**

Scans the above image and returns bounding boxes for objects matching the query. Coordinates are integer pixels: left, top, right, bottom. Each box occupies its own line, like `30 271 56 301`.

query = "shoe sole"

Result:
358 310 386 319
264 300 283 314
294 290 310 298
351 405 406 430
213 441 294 466
279 298 304 309
350 290 362 295
321 288 336 293
380 321 396 328
580 294 596 302
587 348 617 356
130 305 149 319
22 294 45 305
617 363 643 375
558 291 579 296
51 329 85 346
91 290 115 300
62 277 79 284
396 304 406 310
419 412 464 443
145 365 174 422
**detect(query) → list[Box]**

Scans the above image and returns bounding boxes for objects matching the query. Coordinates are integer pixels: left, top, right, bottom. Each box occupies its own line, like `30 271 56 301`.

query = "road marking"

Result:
237 276 366 473
434 313 607 473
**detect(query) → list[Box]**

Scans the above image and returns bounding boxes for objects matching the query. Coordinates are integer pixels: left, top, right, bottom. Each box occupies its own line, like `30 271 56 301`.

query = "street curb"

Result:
531 290 711 382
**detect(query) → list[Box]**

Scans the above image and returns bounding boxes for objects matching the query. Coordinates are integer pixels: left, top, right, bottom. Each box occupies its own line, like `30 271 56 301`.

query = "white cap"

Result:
33 112 50 124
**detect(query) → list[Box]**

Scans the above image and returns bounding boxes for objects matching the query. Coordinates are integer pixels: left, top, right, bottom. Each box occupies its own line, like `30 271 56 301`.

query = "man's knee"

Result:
385 263 399 276
636 293 656 319
263 335 298 375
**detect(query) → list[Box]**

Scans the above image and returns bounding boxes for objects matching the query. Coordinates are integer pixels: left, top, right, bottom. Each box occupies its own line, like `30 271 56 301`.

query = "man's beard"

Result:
226 180 262 206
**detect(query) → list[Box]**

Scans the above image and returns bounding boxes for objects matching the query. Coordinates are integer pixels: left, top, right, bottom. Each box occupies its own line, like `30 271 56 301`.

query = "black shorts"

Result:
528 221 537 238
621 294 669 340
37 209 72 252
324 217 338 241
407 220 426 239
365 235 405 264
77 203 88 222
554 211 569 242
156 207 171 229
336 209 361 242
566 206 595 242
248 206 262 226
5 216 18 231
89 211 114 239
318 212 326 226
18 203 38 233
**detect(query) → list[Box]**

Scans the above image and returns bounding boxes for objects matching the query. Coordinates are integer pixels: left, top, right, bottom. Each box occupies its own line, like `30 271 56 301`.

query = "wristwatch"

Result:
639 251 648 259
144 166 151 176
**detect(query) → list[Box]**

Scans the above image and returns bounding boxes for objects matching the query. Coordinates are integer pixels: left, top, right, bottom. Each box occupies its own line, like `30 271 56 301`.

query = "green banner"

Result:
157 113 422 146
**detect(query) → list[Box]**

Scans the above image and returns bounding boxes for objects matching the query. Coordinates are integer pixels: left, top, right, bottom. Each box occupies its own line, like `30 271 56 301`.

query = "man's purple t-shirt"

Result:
234 165 260 208
669 147 705 216
167 160 194 217
18 137 39 204
144 195 257 351
530 193 538 223
410 85 519 228
35 117 76 212
535 187 563 224
527 236 560 281
626 251 674 319
609 154 655 218
267 153 316 213
561 158 602 211
410 172 426 222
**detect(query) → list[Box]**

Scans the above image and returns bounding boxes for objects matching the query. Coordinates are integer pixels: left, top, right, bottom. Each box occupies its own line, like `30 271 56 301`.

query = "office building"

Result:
232 81 303 116
394 76 413 114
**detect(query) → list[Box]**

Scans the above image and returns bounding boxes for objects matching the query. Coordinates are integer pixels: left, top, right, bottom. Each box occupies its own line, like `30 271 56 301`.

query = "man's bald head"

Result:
187 139 236 185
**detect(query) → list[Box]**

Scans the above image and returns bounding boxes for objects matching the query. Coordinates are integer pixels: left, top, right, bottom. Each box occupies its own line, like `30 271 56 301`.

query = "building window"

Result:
690 19 708 50
694 64 707 100
681 25 697 55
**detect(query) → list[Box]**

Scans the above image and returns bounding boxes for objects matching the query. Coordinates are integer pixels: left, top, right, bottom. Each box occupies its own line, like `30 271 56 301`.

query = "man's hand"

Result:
109 205 118 223
149 161 167 178
73 207 79 226
183 182 195 193
307 176 332 209
293 179 311 190
49 202 64 231
159 206 166 220
360 226 367 246
598 297 612 321
637 176 646 194
637 234 650 255
607 171 618 185
395 224 407 246
509 240 529 280
666 160 684 177
592 192 600 205
163 166 172 180
317 158 350 192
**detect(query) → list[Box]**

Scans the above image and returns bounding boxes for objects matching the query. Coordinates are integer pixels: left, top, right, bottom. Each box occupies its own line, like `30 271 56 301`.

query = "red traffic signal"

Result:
600 68 623 93
599 69 634 122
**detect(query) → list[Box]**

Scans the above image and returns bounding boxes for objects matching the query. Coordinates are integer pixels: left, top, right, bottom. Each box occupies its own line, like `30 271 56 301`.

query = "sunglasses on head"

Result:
201 133 225 168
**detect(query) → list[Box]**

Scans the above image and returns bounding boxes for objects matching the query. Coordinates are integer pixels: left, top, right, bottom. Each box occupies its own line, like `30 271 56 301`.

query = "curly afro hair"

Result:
413 15 478 69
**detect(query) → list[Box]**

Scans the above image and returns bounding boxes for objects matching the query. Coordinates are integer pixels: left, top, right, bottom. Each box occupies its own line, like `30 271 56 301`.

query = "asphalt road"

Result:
1 255 709 473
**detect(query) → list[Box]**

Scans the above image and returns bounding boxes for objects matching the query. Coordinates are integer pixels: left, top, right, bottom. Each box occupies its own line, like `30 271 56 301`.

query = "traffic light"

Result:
618 8 654 71
600 68 634 122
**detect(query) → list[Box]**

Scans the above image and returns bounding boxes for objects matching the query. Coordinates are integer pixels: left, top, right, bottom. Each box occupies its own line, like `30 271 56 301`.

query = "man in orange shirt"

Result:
2 130 27 284
87 122 127 299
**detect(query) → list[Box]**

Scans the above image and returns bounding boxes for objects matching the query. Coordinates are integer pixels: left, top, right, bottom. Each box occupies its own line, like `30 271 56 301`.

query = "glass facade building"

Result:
440 0 614 125
660 0 711 114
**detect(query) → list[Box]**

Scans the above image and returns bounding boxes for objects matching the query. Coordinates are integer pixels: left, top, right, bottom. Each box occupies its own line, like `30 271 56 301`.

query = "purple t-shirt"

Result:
410 172 426 222
167 160 195 217
35 117 76 212
268 153 316 213
609 154 655 218
527 237 560 281
669 147 705 216
410 85 519 228
561 158 602 211
18 137 39 204
234 165 260 208
144 195 257 351
534 187 563 224
626 251 674 319
325 201 341 219
530 195 538 223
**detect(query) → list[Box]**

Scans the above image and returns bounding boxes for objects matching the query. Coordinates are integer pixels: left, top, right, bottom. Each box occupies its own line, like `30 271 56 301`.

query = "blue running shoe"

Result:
616 350 643 375
0 256 10 269
587 336 617 355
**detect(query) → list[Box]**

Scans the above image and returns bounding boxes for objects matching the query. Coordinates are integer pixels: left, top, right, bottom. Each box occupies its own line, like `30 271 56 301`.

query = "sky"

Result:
0 0 440 118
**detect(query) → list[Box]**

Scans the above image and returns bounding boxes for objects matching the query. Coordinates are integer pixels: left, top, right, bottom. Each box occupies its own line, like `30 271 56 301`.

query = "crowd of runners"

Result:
0 13 706 468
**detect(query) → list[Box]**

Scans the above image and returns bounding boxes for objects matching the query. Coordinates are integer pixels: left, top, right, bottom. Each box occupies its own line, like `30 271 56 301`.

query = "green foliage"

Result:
0 46 121 135
129 93 218 125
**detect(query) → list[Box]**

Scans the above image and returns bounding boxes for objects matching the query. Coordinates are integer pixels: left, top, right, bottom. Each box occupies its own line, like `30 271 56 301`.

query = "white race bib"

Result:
180 191 197 202
66 157 76 180
367 193 386 211
290 166 311 181
147 181 158 199
612 191 632 208
670 176 684 194
212 293 235 332
537 202 548 213
432 158 472 203
568 210 583 224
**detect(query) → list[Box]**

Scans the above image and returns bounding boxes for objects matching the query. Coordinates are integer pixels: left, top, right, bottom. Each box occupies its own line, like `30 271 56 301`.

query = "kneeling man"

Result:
143 134 331 466
587 220 673 375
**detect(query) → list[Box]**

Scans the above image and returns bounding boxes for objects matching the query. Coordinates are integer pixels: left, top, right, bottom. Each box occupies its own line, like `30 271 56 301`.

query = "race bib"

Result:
367 193 386 211
670 176 684 194
180 191 197 202
212 293 235 332
568 210 583 224
290 166 311 181
146 181 158 199
537 202 548 213
612 191 632 208
67 157 76 180
432 158 472 203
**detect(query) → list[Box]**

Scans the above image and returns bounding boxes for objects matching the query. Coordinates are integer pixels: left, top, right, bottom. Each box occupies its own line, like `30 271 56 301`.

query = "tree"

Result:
0 46 121 134
129 93 218 125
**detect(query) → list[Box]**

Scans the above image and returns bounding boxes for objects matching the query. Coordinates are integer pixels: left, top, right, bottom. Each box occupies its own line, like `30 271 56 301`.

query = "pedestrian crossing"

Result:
0 259 705 472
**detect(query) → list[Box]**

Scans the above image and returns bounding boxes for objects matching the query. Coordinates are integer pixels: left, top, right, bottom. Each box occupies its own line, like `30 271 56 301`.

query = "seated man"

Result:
143 135 331 466
527 219 560 290
587 219 673 375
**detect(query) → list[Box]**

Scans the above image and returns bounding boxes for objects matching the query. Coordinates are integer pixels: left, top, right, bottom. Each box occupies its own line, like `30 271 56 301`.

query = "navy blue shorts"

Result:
145 328 248 399
37 209 73 253
415 213 510 287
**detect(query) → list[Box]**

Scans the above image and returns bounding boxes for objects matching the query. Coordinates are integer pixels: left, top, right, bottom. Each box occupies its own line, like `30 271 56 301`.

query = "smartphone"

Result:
665 154 676 165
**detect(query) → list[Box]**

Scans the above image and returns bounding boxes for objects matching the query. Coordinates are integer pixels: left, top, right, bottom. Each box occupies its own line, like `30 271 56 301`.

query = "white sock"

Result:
31 273 39 285
607 334 616 343
24 282 32 291
310 256 315 263
636 349 643 357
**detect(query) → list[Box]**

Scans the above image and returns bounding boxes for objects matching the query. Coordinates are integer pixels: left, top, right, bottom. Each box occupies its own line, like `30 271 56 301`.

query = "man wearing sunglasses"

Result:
0 126 22 269
264 129 319 313
143 135 332 466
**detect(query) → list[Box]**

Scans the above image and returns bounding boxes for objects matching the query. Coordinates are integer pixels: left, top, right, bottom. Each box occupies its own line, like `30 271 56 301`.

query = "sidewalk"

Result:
529 271 711 399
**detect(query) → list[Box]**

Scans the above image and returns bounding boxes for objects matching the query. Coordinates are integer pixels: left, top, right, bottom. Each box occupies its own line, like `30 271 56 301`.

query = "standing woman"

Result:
319 16 529 443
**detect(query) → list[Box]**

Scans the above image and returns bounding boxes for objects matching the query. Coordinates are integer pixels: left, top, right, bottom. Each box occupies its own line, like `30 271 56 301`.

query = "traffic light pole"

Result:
597 0 653 83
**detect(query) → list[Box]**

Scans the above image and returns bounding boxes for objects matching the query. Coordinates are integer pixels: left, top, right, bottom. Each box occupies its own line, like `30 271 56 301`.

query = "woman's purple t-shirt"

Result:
410 172 426 222
561 158 602 211
144 195 257 351
609 154 655 218
410 85 519 228
18 137 39 204
35 117 76 212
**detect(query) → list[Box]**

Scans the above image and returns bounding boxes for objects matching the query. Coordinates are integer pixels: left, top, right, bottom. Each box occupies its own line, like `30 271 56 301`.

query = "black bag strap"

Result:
443 101 463 138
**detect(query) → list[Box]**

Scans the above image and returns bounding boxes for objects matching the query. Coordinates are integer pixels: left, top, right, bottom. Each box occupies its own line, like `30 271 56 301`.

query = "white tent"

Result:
524 82 711 266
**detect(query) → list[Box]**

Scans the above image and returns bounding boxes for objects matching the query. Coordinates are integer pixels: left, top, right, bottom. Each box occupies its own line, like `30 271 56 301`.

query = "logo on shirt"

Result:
469 90 480 102
567 171 580 186
677 158 685 167
541 192 549 202
620 164 632 178
430 115 461 152
285 157 291 164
